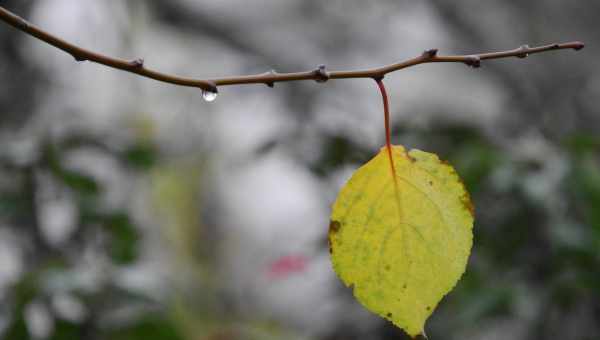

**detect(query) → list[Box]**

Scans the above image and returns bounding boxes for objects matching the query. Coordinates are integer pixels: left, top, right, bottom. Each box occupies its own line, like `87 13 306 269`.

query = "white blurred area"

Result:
1 0 510 338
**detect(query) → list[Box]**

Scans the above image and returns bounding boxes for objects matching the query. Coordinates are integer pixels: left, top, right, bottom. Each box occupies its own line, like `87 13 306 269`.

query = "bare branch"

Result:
0 5 584 93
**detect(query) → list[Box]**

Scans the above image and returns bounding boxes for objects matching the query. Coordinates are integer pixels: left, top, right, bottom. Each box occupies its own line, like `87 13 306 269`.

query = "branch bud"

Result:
516 45 529 58
464 55 481 68
130 58 144 68
314 64 330 83
264 69 276 87
72 54 86 62
572 41 585 51
204 81 218 93
422 49 438 58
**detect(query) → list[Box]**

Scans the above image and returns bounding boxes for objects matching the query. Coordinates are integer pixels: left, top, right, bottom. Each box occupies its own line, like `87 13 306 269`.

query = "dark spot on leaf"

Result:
328 220 341 254
459 190 475 217
428 181 433 186
404 149 417 162
455 174 475 218
426 306 431 311
462 196 475 217
402 284 407 289
386 312 392 318
441 159 451 166
329 220 341 233
384 265 391 271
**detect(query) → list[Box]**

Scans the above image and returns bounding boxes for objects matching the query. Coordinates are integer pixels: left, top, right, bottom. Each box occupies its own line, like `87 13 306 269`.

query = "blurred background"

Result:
0 1 598 339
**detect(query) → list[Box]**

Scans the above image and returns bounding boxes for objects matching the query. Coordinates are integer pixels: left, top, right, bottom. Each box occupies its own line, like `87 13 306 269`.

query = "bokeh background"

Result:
1 1 598 339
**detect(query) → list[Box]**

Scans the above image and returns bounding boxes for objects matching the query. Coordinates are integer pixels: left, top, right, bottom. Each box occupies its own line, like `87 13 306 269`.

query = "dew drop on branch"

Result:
201 89 218 102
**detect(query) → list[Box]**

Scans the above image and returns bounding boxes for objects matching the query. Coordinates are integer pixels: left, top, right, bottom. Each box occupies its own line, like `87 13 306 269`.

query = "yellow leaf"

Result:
329 145 474 338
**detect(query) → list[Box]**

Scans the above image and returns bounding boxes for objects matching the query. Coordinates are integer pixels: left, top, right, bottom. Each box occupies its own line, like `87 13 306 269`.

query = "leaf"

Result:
104 213 139 264
122 143 157 169
105 315 185 340
329 145 474 337
59 170 100 195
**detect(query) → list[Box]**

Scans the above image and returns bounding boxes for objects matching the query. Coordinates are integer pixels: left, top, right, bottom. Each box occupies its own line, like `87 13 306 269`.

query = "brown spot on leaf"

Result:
428 180 433 186
386 312 393 318
404 149 417 162
461 194 475 217
328 220 341 254
329 220 341 233
455 172 475 218
426 306 431 311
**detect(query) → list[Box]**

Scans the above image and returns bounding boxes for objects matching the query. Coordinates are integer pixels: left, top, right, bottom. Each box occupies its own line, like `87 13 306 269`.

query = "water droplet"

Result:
202 89 218 102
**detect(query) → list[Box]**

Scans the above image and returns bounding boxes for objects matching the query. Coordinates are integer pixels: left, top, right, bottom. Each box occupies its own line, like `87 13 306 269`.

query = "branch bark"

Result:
0 5 584 93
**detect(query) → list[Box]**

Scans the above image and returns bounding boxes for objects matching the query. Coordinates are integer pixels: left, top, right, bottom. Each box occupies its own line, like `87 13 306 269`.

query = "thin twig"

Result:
0 5 584 93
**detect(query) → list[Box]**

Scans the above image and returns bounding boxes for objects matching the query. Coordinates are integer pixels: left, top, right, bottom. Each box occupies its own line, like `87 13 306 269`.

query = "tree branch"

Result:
0 5 584 93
